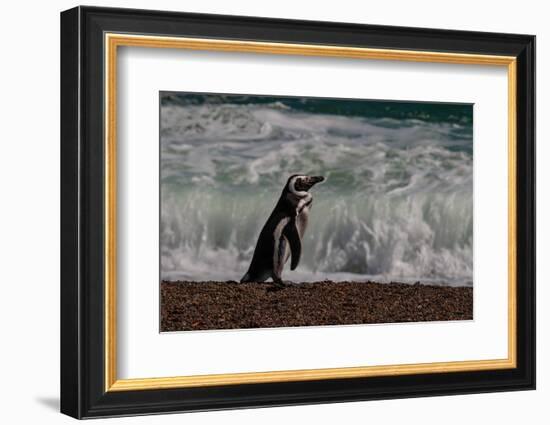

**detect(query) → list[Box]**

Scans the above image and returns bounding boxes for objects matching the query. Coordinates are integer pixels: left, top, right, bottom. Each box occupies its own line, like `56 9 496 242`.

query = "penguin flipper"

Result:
283 220 302 270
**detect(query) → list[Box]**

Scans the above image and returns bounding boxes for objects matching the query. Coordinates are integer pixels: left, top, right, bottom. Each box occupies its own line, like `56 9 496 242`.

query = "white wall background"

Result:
0 0 545 423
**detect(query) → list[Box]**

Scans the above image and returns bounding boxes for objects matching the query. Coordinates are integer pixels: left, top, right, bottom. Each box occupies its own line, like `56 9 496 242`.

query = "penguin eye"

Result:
294 178 305 191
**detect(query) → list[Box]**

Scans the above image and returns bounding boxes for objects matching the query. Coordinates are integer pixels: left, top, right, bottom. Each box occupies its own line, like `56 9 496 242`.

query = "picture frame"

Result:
60 5 535 419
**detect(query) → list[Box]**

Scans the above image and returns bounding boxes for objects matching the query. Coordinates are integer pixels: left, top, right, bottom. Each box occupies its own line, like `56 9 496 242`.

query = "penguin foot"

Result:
270 279 295 290
269 278 285 288
267 283 290 292
267 285 283 292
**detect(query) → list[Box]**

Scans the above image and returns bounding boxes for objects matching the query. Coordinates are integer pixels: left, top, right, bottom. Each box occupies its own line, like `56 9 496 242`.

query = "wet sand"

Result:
160 280 472 332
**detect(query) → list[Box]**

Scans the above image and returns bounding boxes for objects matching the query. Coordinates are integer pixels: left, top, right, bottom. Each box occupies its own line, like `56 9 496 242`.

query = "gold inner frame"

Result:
104 33 518 392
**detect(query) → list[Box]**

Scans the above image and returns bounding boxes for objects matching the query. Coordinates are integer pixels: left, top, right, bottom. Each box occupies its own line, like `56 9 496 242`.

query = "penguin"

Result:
240 174 325 285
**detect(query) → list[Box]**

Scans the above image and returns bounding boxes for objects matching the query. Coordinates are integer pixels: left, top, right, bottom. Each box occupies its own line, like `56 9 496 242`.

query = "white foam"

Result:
160 103 473 286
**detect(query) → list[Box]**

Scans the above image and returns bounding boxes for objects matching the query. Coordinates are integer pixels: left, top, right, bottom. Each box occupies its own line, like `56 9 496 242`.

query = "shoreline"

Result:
161 280 473 332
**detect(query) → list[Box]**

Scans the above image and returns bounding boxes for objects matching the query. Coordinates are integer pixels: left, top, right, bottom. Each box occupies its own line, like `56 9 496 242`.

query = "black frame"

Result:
61 6 536 419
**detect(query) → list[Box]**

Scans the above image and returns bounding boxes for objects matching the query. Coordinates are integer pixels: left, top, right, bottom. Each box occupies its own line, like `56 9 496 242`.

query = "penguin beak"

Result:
305 176 325 189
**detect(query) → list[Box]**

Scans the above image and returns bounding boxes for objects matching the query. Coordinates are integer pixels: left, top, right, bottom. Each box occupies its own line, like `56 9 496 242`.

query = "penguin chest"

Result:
296 204 311 238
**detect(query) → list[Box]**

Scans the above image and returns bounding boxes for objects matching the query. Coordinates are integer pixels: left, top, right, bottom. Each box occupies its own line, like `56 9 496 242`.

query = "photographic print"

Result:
160 92 473 331
61 9 535 416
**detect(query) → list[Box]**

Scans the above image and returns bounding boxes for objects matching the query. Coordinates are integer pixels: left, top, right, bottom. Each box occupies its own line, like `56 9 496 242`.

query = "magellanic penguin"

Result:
240 174 325 285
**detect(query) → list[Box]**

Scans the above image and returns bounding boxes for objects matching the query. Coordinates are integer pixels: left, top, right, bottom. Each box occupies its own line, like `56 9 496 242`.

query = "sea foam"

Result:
160 100 473 286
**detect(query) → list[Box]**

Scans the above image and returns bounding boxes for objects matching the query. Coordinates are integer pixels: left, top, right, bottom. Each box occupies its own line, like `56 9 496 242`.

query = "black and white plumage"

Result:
240 174 325 285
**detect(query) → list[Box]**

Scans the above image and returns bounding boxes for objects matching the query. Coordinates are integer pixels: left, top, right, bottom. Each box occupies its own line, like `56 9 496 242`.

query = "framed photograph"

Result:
60 6 535 419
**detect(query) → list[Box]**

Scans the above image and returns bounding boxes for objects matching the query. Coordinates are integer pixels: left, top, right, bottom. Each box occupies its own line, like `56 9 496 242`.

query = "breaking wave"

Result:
160 95 473 286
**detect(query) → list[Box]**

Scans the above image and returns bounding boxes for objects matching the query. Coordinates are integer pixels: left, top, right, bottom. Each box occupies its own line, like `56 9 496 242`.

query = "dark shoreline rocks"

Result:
161 280 473 332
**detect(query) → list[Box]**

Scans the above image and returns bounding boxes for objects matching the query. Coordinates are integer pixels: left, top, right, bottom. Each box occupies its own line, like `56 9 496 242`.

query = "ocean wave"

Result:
160 99 473 286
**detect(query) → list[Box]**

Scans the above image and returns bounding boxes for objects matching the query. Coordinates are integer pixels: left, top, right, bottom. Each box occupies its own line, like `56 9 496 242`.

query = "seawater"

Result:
160 93 473 287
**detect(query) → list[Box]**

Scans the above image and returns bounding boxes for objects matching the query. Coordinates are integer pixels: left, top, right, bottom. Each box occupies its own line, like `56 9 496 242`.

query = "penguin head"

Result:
286 174 325 196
